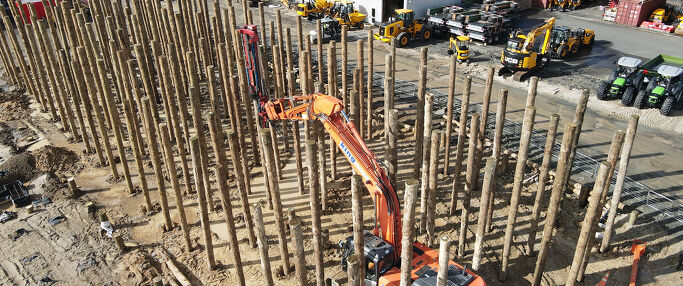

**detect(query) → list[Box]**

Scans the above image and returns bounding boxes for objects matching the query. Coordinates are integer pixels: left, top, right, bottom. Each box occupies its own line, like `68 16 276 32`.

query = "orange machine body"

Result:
262 93 486 285
380 242 486 286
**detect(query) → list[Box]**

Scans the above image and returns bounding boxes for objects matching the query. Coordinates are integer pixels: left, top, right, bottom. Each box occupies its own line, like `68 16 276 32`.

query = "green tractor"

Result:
633 65 683 116
597 56 644 105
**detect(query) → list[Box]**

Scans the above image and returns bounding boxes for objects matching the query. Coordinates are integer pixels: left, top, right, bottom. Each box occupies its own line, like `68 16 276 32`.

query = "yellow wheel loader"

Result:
548 26 594 59
373 9 433 48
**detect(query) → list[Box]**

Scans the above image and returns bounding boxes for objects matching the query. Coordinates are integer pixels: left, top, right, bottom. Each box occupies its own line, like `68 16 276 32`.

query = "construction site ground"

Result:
348 5 683 207
0 1 682 286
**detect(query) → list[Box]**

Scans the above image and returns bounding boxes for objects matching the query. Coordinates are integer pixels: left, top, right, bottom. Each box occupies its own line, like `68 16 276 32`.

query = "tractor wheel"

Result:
422 29 432 41
558 46 568 58
621 87 636 105
597 81 610 100
356 22 364 29
634 90 647 109
397 32 409 47
660 96 674 116
570 44 579 55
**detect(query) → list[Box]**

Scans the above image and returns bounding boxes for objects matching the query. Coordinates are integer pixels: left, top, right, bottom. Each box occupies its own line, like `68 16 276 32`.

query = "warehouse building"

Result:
353 0 462 24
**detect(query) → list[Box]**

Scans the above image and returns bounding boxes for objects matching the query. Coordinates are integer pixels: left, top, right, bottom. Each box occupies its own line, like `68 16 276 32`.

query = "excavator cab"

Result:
396 9 414 28
339 227 396 285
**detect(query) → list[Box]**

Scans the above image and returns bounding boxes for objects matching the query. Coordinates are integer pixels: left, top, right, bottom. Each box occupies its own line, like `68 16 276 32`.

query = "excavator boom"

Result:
239 24 485 286
522 17 556 54
264 94 402 257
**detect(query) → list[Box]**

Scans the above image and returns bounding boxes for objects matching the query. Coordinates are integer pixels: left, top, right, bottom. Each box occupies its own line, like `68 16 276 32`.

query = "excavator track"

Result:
498 67 532 82
513 71 531 82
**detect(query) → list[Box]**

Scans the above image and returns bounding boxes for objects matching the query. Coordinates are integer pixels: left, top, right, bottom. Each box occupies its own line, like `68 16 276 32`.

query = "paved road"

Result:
356 37 683 223
522 8 683 78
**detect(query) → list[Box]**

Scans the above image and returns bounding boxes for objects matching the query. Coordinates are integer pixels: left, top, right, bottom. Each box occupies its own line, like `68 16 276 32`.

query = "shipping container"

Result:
615 0 665 27
13 0 61 23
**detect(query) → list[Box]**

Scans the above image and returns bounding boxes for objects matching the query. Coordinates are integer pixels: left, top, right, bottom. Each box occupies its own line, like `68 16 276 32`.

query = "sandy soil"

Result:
1 79 680 285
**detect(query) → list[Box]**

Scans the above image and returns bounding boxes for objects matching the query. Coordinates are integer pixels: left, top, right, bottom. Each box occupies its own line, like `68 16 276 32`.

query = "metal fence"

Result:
366 70 683 226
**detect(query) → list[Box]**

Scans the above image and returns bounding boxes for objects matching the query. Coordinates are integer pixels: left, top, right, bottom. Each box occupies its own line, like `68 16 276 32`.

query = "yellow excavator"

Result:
374 9 433 47
498 17 556 81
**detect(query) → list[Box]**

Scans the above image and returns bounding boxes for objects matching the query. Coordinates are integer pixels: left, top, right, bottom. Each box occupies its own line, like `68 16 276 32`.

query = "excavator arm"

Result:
240 24 488 286
522 17 556 54
239 26 403 260
265 94 403 258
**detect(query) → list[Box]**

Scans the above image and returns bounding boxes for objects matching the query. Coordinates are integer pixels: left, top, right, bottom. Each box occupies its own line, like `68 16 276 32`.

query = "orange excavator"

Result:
238 25 486 286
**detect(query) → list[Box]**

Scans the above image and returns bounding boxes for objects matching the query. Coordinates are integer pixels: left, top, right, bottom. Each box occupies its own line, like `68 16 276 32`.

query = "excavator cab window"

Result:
364 251 394 283
397 11 413 27
457 40 469 51
506 39 523 51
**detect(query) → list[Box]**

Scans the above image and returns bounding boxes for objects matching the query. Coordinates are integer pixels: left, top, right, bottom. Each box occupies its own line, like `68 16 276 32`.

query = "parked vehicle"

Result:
597 57 645 105
374 9 433 47
634 65 683 115
549 0 582 11
309 17 342 44
296 0 332 21
548 25 594 59
447 35 471 63
649 6 674 23
498 17 556 81
331 0 366 29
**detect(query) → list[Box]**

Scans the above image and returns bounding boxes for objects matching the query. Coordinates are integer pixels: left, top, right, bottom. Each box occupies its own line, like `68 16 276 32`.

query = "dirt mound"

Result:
0 89 30 121
0 153 39 182
32 173 68 200
32 145 81 175
115 249 163 285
